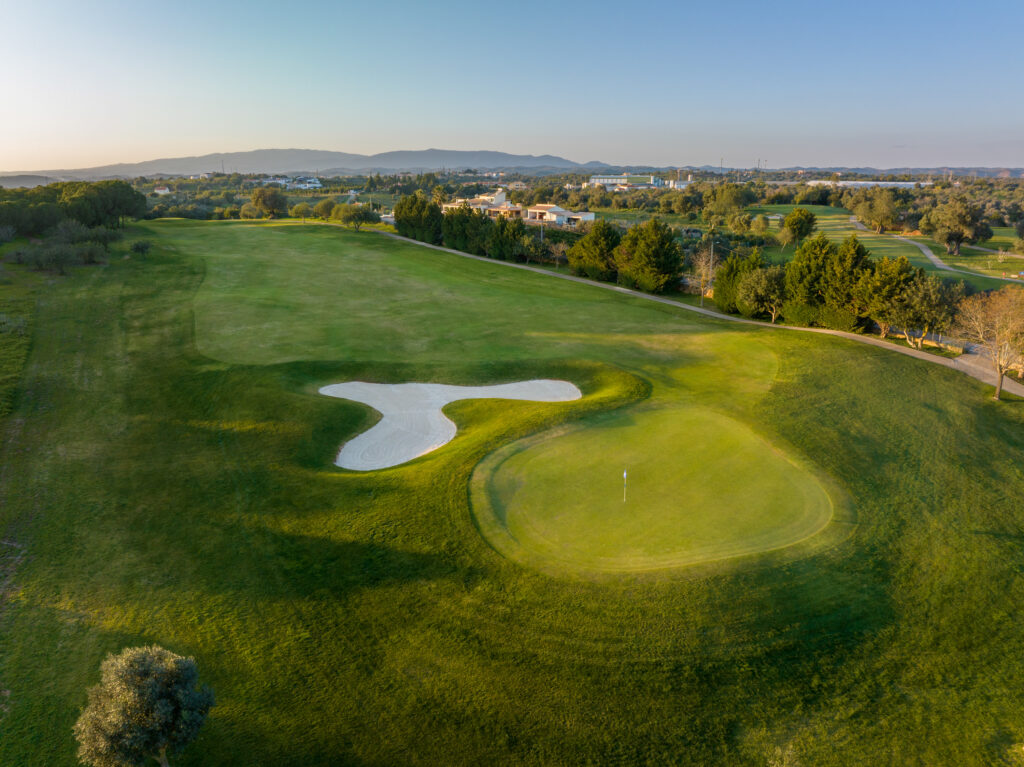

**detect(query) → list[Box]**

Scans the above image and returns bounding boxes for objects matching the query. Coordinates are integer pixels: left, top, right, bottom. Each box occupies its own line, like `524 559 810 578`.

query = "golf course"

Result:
2 218 1024 764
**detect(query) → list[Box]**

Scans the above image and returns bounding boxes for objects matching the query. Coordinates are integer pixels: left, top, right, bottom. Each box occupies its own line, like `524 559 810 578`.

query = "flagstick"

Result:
623 468 627 503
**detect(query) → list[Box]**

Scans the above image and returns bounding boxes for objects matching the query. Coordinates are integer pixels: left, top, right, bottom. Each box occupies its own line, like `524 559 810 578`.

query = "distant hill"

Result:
3 150 1021 183
0 174 61 188
4 149 611 181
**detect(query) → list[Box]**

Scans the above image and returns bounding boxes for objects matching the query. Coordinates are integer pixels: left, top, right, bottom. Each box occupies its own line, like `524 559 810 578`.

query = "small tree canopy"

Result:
782 207 817 241
74 645 214 767
313 198 337 220
290 202 313 221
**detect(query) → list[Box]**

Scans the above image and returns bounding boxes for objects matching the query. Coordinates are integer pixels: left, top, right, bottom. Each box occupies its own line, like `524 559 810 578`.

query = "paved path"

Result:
372 229 1024 398
849 215 1023 282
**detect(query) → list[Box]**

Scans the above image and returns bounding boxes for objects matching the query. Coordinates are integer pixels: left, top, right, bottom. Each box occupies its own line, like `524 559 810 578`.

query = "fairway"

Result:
474 406 835 573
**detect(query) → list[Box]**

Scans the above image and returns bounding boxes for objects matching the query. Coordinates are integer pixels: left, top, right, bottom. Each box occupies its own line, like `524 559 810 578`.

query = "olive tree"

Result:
737 266 786 323
74 645 214 767
920 198 992 255
290 202 312 221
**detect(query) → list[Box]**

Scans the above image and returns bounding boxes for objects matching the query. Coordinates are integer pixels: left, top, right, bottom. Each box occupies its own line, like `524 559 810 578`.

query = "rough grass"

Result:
0 265 39 417
1 220 1024 765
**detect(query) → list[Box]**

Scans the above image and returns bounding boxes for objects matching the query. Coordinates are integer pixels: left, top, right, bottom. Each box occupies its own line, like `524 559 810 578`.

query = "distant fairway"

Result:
475 406 835 573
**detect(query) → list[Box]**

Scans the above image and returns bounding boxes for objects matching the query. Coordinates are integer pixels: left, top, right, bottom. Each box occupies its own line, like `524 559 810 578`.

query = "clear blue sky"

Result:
3 0 1023 171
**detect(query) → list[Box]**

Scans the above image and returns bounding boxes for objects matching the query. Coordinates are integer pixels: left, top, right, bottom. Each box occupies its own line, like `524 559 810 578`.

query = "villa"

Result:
524 204 595 229
441 189 523 219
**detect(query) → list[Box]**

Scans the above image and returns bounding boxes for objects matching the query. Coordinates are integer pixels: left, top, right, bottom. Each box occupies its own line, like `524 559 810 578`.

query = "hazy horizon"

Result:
3 0 1023 172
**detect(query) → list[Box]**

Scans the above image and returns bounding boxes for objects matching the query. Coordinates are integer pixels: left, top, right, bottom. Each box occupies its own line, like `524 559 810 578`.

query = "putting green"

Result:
473 406 835 574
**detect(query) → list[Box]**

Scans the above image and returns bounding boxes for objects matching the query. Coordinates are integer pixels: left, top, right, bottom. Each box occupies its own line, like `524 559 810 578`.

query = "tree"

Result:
920 198 993 255
332 204 379 231
691 240 719 307
856 255 916 338
394 193 442 244
955 286 1024 400
714 249 763 314
250 187 288 218
0 224 16 244
853 188 900 233
785 233 835 306
737 266 786 323
239 202 261 219
892 275 961 349
290 202 312 221
73 645 214 767
823 235 872 313
313 198 337 220
776 225 796 251
567 219 620 281
613 218 681 293
782 207 816 242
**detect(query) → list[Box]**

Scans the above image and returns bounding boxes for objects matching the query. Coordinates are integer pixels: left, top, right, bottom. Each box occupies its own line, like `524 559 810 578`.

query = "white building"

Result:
805 180 931 189
524 204 595 228
441 189 523 219
586 174 666 190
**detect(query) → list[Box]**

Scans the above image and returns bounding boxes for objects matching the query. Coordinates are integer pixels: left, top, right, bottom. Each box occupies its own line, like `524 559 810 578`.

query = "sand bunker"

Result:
318 380 582 471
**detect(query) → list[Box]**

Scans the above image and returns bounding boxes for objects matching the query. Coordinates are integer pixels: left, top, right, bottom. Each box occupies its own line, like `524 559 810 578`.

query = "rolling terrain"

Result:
1 220 1023 764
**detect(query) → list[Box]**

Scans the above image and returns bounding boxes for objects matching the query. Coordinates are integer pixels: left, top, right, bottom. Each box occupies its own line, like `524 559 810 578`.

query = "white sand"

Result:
318 380 582 471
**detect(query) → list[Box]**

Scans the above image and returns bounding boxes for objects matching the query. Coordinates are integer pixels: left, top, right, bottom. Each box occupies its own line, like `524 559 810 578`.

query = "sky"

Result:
3 0 1024 171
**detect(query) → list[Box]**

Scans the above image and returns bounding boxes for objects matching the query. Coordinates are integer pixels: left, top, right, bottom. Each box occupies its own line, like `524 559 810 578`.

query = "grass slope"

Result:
1 220 1024 765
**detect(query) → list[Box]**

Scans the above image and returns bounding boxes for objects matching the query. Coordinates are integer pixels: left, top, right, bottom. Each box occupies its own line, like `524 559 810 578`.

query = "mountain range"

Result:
1 149 1022 185
1 149 610 183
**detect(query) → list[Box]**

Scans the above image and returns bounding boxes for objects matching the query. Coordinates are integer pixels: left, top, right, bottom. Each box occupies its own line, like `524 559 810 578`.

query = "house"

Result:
524 204 595 229
441 189 522 219
508 181 528 191
288 176 323 190
586 173 665 190
153 186 172 196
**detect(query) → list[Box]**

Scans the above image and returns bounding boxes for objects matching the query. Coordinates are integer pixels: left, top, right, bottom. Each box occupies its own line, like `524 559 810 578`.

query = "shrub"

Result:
816 306 860 332
130 240 152 256
781 301 819 327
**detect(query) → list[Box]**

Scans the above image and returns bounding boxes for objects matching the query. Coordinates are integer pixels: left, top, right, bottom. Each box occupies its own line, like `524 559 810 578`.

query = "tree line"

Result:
0 180 146 236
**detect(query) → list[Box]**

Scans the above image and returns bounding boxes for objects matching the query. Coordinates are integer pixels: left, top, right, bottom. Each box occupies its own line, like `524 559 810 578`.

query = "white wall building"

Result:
524 204 595 228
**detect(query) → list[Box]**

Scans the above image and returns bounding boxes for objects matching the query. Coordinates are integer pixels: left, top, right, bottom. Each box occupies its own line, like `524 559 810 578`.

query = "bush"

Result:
130 240 152 256
78 242 106 265
816 306 860 332
51 219 92 244
781 301 819 327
